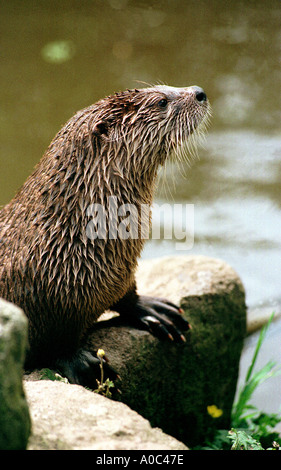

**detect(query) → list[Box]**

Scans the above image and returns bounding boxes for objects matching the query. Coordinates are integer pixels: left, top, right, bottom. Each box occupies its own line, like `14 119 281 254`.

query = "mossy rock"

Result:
0 298 31 450
87 255 246 447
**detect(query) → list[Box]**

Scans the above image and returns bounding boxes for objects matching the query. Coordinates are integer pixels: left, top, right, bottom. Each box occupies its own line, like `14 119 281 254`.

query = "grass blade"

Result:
232 312 280 426
245 312 275 383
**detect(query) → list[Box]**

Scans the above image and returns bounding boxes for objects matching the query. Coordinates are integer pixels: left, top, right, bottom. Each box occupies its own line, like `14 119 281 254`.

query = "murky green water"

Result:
1 0 281 413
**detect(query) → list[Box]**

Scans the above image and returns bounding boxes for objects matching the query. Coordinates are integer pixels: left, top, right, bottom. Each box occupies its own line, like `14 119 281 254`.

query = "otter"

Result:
0 85 210 388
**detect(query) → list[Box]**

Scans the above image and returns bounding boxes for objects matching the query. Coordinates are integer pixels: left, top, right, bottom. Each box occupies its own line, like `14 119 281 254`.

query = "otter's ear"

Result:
92 121 108 137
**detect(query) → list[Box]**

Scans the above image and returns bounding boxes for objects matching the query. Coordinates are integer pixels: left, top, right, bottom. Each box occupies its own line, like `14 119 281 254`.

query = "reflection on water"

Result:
0 0 280 312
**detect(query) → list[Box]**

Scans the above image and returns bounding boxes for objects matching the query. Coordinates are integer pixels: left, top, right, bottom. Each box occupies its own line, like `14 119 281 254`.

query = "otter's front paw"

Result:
125 295 191 343
55 349 118 390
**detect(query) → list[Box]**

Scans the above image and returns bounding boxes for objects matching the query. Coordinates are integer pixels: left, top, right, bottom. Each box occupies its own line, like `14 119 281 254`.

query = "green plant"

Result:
228 428 280 450
231 312 281 448
196 312 281 450
40 368 69 383
228 428 264 450
232 313 280 424
94 348 115 398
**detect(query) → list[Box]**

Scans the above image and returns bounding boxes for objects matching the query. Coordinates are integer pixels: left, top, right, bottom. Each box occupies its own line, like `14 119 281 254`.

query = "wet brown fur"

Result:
0 85 209 368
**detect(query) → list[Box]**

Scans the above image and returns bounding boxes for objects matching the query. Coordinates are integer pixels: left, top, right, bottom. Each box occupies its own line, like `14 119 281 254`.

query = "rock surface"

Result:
88 255 246 447
25 378 188 450
0 298 31 450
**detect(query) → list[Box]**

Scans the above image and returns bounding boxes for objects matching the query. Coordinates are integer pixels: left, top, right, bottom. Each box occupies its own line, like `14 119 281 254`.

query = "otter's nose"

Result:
192 86 207 103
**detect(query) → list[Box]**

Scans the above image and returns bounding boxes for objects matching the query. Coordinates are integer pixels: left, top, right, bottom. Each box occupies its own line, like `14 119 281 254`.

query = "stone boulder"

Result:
0 298 31 450
25 378 188 450
86 255 246 447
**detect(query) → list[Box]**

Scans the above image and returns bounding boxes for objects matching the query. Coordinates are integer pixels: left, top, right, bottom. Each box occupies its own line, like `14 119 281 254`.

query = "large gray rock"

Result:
0 298 31 450
88 255 247 447
25 378 188 450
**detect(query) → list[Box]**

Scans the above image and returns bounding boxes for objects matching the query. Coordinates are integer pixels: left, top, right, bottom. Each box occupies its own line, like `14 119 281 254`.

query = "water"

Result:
0 0 280 414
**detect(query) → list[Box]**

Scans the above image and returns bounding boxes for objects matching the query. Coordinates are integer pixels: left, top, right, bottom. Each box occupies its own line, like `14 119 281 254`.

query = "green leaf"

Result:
232 312 281 427
245 312 275 383
228 429 264 450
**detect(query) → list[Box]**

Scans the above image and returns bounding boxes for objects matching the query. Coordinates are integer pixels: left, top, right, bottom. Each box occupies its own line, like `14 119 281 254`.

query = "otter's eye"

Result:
158 98 168 108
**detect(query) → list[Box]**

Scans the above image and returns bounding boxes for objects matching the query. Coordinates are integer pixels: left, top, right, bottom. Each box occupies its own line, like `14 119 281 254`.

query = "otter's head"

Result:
92 85 211 172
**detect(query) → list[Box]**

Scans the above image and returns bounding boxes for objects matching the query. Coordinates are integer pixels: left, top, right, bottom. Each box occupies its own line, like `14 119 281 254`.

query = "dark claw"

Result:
123 295 190 343
142 297 190 329
142 316 175 341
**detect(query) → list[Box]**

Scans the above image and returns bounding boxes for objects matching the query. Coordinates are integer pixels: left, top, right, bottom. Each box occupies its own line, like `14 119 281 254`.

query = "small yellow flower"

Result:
207 405 223 418
97 348 105 358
